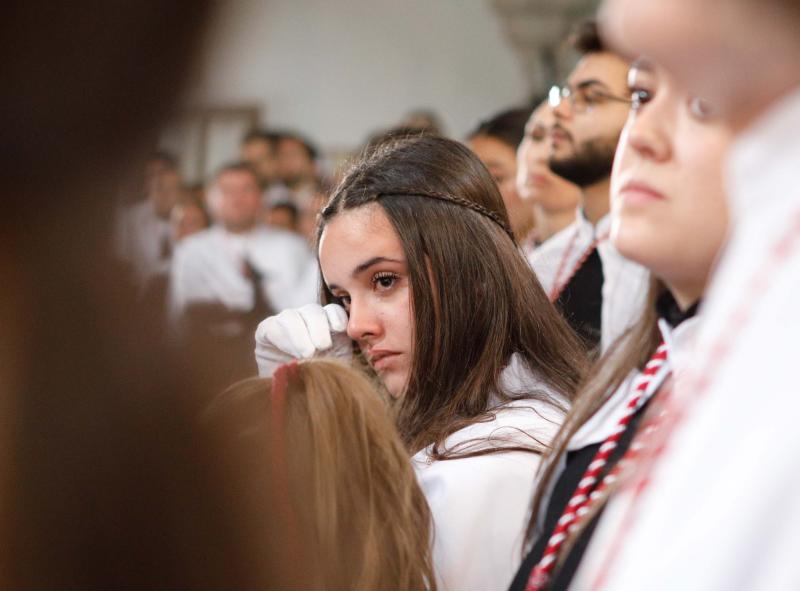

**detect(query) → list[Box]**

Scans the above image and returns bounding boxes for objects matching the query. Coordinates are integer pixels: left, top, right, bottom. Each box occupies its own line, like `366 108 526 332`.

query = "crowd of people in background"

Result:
8 0 800 589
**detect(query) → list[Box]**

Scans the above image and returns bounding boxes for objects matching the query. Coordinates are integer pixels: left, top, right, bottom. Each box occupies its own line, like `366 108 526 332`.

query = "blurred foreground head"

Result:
599 0 800 129
0 2 301 589
209 360 436 590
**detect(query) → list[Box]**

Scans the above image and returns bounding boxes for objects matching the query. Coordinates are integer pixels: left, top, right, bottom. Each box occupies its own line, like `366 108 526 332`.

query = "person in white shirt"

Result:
530 21 649 353
507 58 733 591
170 162 316 382
170 161 315 319
117 162 183 286
255 135 589 591
567 2 800 590
516 100 582 254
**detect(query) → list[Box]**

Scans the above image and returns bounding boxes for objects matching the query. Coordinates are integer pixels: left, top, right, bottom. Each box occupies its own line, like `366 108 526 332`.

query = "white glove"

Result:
254 303 352 377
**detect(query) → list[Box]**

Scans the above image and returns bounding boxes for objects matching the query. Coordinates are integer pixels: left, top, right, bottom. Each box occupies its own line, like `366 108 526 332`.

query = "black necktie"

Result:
159 233 172 261
243 259 273 319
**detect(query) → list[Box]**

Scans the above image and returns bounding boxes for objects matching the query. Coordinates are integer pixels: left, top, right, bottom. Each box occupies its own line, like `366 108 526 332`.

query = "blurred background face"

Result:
600 0 800 130
241 138 279 186
468 134 530 236
611 62 732 303
209 170 262 231
277 137 315 187
517 104 582 212
171 201 208 242
549 52 631 187
298 190 328 241
265 203 299 233
151 168 183 218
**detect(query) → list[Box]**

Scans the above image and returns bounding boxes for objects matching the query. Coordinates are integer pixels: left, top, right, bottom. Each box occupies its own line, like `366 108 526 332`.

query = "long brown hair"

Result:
523 277 665 545
318 136 588 455
209 359 436 591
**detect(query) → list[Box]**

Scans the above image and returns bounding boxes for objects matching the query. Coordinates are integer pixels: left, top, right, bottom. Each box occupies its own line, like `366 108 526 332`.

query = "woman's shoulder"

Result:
412 399 565 469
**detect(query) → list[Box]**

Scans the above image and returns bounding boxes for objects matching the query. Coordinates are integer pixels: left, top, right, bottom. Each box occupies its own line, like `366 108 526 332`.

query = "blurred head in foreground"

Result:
1 1 303 589
209 360 436 590
599 0 800 130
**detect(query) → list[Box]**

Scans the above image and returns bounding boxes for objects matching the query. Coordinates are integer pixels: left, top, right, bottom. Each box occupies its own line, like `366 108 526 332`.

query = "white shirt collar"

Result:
576 207 612 237
568 315 700 450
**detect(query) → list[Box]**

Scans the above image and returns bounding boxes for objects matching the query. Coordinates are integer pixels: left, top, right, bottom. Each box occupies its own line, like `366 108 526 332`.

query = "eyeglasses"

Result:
549 84 632 114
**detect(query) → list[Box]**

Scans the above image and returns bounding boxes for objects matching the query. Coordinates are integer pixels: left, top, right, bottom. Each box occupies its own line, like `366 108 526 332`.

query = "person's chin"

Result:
613 228 649 265
380 371 409 399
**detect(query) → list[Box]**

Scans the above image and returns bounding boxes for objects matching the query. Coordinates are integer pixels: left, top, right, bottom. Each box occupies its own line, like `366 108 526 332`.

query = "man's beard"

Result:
549 136 619 188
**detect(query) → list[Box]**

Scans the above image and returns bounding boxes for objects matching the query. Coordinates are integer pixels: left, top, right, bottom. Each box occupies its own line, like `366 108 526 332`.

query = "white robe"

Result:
412 356 567 591
572 86 800 591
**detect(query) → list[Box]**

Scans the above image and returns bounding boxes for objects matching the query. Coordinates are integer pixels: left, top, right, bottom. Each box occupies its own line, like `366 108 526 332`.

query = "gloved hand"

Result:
254 303 352 377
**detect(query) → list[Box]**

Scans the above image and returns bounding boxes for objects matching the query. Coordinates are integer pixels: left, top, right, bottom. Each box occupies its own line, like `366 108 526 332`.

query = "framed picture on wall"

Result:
159 105 261 185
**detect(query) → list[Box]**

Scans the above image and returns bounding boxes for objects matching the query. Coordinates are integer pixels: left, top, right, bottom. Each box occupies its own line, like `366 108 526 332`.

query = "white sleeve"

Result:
262 235 318 311
415 451 542 591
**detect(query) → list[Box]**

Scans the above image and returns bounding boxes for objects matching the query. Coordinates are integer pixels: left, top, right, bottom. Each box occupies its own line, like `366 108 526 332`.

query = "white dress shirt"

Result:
116 200 172 285
412 356 567 591
572 86 800 591
527 211 650 352
168 224 317 324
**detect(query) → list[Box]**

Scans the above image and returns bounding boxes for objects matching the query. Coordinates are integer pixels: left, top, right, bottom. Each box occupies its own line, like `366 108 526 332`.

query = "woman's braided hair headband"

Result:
375 190 516 243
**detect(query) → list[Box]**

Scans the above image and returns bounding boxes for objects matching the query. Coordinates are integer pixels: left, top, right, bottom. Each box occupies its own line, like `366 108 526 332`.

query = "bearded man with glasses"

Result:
527 20 649 355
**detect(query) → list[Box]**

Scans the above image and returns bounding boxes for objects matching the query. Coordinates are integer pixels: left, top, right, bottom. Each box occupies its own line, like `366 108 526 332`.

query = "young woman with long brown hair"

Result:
507 59 733 591
255 135 588 590
209 359 435 590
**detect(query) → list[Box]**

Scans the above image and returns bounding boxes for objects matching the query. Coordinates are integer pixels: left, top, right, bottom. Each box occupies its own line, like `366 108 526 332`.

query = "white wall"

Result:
193 0 530 153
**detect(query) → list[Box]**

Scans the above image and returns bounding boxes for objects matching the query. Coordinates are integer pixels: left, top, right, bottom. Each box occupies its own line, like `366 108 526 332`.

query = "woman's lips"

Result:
367 350 401 372
618 180 667 205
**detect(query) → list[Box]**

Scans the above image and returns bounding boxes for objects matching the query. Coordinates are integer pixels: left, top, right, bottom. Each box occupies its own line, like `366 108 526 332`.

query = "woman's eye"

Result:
688 96 717 120
335 294 351 311
630 88 653 110
372 272 398 291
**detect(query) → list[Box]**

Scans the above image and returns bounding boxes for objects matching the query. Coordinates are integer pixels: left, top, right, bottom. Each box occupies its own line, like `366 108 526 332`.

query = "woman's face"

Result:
611 62 732 306
516 104 582 212
318 203 413 397
468 135 530 233
599 0 800 130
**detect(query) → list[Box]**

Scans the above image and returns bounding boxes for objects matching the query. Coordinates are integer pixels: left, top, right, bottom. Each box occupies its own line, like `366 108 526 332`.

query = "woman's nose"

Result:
345 297 382 343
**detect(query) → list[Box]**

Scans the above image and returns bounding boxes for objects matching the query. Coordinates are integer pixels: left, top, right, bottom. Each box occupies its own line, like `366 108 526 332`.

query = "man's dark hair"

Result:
281 133 318 161
569 19 605 55
148 150 179 171
269 201 300 224
241 128 283 149
215 160 260 184
468 107 531 150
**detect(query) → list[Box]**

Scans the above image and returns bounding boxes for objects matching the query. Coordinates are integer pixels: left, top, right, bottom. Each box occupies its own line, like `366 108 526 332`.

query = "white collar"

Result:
568 315 701 450
412 355 567 461
576 207 612 238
